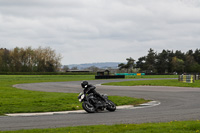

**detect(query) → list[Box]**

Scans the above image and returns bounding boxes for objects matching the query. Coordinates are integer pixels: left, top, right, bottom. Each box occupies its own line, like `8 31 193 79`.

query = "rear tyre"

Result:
106 100 116 112
82 102 95 113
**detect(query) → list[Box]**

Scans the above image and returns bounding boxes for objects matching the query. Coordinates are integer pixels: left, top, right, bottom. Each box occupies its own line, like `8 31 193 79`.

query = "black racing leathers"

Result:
83 84 106 102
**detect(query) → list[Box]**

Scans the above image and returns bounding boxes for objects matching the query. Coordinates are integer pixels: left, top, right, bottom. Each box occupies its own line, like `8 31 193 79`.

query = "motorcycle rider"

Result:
81 81 107 105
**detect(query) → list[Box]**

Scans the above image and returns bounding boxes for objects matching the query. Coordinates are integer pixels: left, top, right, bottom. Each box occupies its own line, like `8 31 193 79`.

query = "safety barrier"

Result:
194 75 199 80
95 75 125 79
178 75 195 83
115 73 145 76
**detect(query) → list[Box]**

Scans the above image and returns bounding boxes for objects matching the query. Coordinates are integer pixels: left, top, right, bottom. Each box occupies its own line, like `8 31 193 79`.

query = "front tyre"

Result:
82 102 95 113
106 100 116 112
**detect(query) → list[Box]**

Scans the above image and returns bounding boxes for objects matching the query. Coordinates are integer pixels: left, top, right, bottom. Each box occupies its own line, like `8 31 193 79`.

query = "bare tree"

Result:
1 46 62 72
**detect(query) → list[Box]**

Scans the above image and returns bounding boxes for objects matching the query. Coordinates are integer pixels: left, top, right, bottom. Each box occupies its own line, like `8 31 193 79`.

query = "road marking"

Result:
6 101 160 117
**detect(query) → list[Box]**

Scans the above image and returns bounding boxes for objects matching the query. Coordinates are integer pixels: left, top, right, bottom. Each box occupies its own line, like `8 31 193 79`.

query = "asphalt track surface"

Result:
1 78 200 131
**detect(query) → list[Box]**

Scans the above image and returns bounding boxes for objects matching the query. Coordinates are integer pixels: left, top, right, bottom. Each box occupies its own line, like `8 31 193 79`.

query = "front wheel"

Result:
106 100 116 112
82 102 95 113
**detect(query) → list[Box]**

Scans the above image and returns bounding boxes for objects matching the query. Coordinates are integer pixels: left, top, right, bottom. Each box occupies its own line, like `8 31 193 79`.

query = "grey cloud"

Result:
0 0 200 64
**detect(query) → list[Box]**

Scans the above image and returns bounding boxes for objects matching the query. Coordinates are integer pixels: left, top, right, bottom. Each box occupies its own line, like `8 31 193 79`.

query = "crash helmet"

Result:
81 81 88 88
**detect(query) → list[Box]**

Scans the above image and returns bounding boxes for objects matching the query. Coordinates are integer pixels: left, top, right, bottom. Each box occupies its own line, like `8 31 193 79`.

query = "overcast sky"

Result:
0 0 200 65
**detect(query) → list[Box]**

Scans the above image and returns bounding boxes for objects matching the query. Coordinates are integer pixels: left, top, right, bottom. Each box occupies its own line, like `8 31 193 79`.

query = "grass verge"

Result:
1 120 200 133
0 75 149 115
103 79 200 88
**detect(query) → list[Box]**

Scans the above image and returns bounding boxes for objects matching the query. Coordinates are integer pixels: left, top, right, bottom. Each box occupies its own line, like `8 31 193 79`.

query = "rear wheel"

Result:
82 102 95 113
106 100 116 112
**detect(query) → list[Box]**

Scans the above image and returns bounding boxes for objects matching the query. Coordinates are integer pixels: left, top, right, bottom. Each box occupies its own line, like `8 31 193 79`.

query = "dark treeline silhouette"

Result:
0 47 62 72
119 48 200 74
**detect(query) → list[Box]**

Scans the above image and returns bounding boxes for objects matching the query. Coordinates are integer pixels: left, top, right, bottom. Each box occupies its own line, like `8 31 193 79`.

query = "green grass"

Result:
1 120 200 133
103 79 200 88
0 75 148 115
108 96 149 106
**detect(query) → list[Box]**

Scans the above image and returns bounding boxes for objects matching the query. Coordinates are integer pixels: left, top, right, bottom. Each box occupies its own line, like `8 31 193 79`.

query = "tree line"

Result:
119 48 200 74
0 47 62 72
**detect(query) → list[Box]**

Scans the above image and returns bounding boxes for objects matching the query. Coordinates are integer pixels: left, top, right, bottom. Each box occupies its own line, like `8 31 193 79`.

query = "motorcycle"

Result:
78 92 116 113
